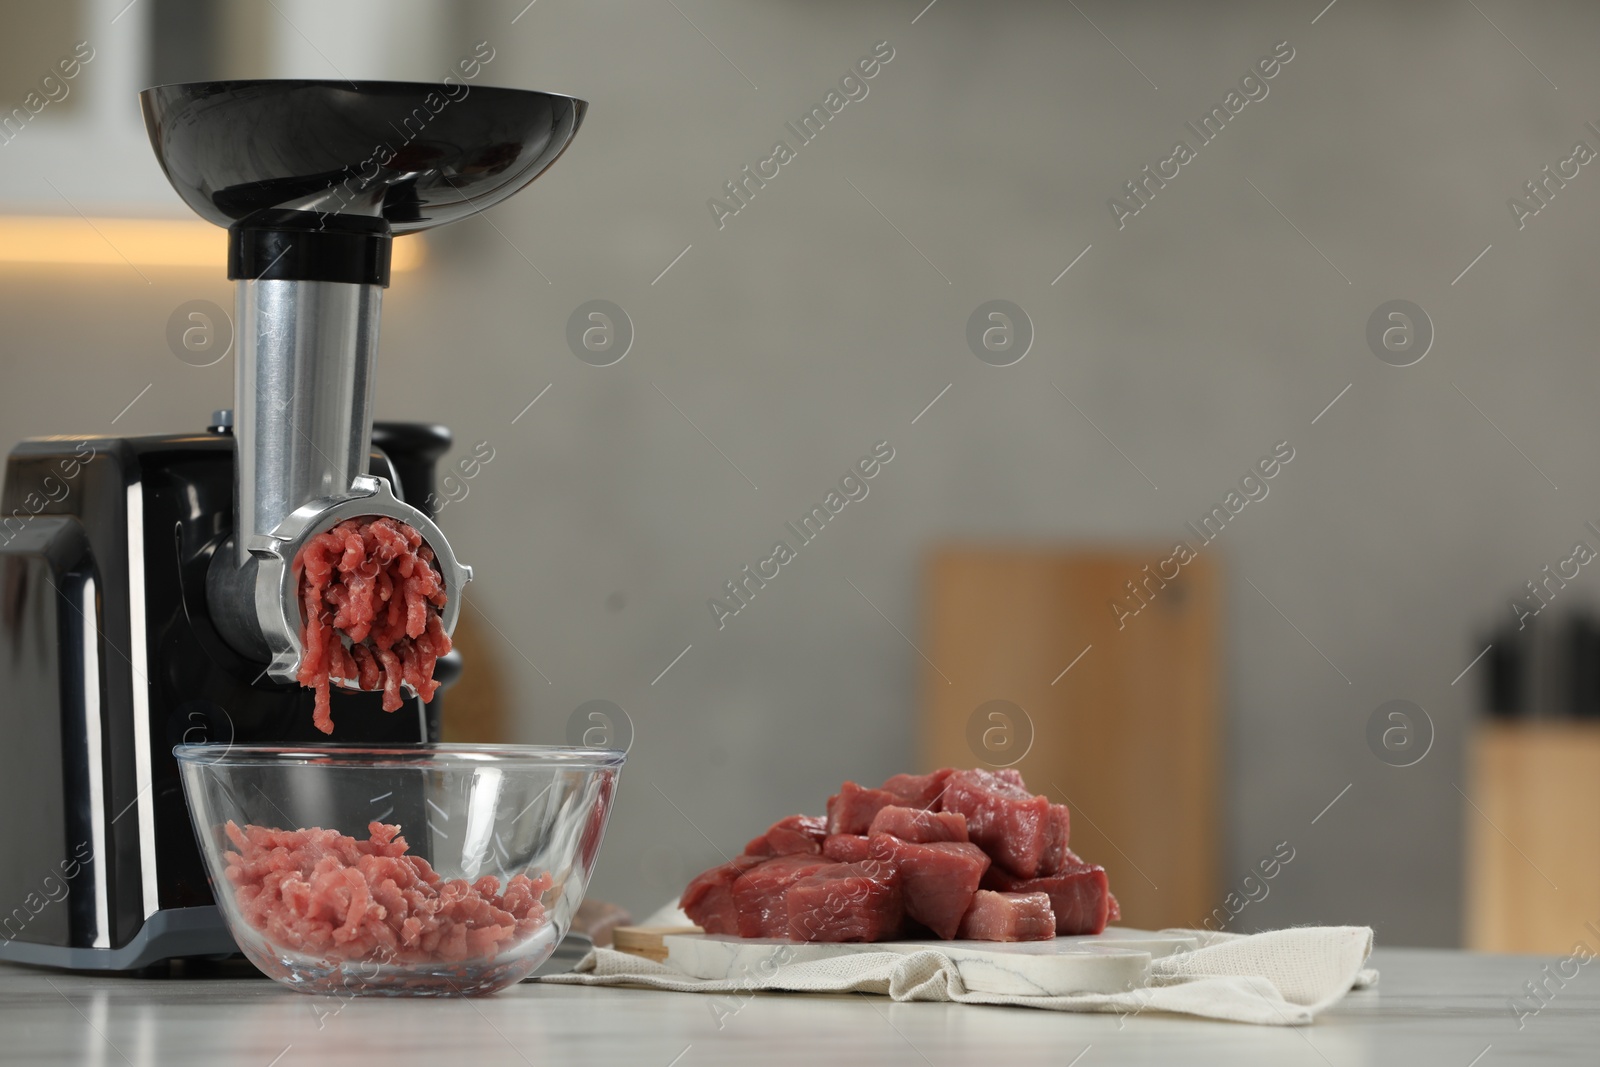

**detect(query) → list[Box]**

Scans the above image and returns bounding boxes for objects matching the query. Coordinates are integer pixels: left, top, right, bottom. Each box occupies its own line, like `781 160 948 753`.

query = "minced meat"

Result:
294 516 452 734
223 821 550 965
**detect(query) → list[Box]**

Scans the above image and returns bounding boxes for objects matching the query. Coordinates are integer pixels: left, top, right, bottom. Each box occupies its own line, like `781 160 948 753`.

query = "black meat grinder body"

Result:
0 77 584 971
0 425 451 969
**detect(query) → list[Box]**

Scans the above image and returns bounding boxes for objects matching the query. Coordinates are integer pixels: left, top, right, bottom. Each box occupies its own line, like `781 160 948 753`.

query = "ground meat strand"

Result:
294 516 451 734
223 821 551 965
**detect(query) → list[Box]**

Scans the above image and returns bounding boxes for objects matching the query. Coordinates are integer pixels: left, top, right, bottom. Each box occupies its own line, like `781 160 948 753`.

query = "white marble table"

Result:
0 948 1592 1065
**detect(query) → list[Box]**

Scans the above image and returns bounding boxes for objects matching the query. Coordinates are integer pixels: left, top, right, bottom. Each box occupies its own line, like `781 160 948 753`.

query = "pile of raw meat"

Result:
680 768 1118 943
294 516 452 734
223 820 551 964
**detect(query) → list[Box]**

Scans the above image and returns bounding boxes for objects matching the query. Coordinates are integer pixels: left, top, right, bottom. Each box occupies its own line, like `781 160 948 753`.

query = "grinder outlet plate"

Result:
250 474 471 684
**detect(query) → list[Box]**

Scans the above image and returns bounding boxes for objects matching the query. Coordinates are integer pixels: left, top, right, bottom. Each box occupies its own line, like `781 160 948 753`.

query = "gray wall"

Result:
4 0 1597 946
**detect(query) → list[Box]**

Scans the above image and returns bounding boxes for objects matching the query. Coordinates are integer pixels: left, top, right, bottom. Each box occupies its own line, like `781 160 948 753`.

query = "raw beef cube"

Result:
868 834 989 940
679 768 1116 945
826 781 901 835
823 834 872 863
957 890 1056 942
1036 803 1073 876
731 855 831 937
982 859 1112 936
744 814 827 858
880 768 954 809
680 856 763 934
942 768 1056 879
867 805 969 844
786 863 904 942
1108 892 1122 923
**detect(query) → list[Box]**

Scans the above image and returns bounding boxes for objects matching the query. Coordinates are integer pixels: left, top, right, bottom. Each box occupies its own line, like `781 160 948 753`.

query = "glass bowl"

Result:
174 743 623 996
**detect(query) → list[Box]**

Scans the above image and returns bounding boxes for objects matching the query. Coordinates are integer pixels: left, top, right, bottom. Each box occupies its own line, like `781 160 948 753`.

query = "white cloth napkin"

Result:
540 926 1377 1026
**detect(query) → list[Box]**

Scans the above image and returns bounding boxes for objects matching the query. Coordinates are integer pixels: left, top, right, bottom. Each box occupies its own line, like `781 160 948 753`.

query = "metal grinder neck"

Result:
230 222 392 561
234 278 381 561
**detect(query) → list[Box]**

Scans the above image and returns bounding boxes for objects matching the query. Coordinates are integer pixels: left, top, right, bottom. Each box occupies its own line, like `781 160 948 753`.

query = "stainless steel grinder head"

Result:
139 78 586 679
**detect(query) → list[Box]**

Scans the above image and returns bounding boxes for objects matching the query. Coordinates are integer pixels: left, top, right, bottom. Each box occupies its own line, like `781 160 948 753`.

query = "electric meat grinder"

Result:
0 79 584 970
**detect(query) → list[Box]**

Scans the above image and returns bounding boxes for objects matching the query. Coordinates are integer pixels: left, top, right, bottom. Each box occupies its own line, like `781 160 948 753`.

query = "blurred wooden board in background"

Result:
919 547 1219 931
439 600 511 744
1465 721 1600 953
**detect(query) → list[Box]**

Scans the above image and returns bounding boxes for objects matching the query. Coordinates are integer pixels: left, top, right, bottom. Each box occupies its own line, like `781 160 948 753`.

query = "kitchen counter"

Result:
0 947 1591 1065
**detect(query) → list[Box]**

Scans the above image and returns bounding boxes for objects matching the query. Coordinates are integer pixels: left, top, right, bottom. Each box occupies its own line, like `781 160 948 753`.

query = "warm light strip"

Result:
0 216 424 271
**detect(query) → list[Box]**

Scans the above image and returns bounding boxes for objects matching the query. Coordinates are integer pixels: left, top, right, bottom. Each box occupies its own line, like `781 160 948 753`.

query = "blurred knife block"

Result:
1465 721 1600 952
919 548 1219 930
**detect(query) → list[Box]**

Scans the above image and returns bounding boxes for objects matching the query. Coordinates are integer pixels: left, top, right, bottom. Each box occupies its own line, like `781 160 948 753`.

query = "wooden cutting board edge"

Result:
612 924 701 963
611 924 1188 961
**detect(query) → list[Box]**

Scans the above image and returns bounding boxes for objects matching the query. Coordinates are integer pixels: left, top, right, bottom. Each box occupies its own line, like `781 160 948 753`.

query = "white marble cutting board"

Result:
663 928 1195 997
